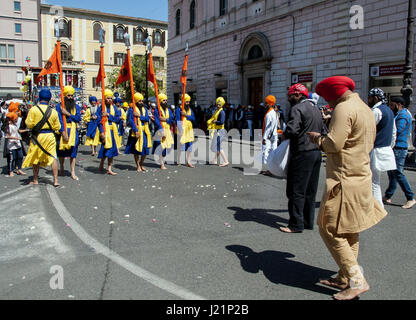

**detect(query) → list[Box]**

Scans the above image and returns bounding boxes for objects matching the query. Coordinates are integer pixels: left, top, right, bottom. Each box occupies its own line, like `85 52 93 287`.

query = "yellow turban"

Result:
184 94 191 102
63 86 75 96
123 102 129 108
104 89 114 98
216 97 225 107
134 92 144 102
158 93 168 102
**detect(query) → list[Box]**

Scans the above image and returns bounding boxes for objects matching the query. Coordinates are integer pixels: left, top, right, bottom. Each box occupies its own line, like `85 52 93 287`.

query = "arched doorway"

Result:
236 32 273 107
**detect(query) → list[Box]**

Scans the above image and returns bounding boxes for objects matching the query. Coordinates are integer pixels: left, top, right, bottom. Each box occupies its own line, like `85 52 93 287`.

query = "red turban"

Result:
288 83 309 97
315 76 355 102
265 95 276 106
6 112 18 121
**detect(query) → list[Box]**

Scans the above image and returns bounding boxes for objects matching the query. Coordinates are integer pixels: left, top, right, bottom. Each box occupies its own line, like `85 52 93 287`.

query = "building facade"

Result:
167 0 416 114
0 0 41 100
39 4 168 103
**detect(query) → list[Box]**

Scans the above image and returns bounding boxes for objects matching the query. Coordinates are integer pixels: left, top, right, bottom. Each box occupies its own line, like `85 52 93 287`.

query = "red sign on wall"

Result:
379 65 404 76
298 73 313 82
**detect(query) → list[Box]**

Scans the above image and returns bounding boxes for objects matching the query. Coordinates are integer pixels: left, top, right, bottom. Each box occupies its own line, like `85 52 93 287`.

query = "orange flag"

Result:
37 44 60 82
115 56 130 86
96 48 106 86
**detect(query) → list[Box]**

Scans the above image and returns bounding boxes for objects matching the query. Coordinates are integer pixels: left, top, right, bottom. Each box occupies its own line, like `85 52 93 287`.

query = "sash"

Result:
135 107 153 152
103 104 121 149
179 108 194 144
207 108 224 138
29 105 57 159
158 107 174 149
59 106 77 150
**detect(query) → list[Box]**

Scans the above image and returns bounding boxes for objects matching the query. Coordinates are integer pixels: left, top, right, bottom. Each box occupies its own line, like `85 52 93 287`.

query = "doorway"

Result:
249 77 263 107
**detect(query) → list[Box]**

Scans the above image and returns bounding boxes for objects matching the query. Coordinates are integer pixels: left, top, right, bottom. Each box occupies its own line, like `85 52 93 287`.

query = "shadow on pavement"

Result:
229 206 288 229
226 244 337 297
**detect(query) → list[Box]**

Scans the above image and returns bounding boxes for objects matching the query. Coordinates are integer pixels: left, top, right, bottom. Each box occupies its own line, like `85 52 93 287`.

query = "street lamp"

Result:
402 0 415 107
145 32 151 106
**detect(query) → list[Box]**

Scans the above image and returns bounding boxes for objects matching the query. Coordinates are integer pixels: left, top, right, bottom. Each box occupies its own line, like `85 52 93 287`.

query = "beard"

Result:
136 102 144 108
161 102 168 109
64 97 75 112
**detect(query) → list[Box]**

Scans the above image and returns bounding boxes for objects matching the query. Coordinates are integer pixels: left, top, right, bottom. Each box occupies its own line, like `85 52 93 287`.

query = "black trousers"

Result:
286 149 322 231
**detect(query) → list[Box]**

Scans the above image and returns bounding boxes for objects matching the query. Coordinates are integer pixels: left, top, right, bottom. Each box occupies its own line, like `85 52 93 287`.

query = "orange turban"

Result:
6 112 18 121
315 76 355 102
265 95 276 106
8 102 18 113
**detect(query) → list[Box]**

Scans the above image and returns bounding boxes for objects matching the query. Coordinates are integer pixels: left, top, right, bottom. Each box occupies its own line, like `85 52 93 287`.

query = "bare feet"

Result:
107 170 117 176
186 163 195 168
29 181 39 185
319 277 349 290
140 166 148 172
53 182 61 188
137 168 142 173
279 226 302 233
161 165 167 170
71 175 79 181
402 199 416 209
176 162 182 166
333 281 369 300
9 172 14 177
219 162 229 167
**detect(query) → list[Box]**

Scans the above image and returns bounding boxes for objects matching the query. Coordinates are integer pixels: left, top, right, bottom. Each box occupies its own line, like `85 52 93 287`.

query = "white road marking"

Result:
0 185 32 200
46 185 206 300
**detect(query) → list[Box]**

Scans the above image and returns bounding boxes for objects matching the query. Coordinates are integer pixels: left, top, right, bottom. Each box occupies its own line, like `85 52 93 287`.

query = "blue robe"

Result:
86 107 99 139
97 104 121 159
124 107 151 155
56 103 81 158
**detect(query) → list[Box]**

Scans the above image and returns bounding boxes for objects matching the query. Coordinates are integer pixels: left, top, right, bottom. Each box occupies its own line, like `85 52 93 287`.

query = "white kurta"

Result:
370 102 397 206
262 109 279 164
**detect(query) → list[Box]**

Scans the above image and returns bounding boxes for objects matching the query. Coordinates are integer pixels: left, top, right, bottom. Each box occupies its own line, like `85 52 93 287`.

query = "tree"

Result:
108 55 164 103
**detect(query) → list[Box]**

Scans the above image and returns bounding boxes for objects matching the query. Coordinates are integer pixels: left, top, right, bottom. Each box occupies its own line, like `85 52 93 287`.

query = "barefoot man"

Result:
176 93 195 168
22 89 62 187
97 89 121 175
125 92 152 172
56 86 82 180
308 76 387 300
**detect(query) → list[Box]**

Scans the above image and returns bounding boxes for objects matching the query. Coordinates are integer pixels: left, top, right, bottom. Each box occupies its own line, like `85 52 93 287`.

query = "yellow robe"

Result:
59 107 77 150
178 108 195 145
158 107 174 149
83 108 101 146
207 108 224 138
22 104 61 168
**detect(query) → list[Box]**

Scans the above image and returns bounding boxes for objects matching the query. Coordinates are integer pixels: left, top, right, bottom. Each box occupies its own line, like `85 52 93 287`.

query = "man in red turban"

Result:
280 83 326 234
315 76 355 106
307 76 387 300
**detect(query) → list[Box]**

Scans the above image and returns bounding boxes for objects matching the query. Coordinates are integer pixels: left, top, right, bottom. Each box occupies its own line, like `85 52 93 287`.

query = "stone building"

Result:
0 0 41 99
38 4 168 103
167 0 416 114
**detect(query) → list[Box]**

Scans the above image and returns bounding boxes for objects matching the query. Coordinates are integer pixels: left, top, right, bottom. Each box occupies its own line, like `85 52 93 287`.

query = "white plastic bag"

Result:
266 139 290 178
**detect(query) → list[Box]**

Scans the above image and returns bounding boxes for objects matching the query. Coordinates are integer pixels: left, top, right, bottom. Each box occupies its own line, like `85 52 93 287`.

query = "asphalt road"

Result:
0 137 415 301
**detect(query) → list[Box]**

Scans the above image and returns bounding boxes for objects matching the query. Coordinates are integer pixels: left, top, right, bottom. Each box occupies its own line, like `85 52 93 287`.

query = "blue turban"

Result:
113 97 122 104
89 96 97 103
39 89 52 102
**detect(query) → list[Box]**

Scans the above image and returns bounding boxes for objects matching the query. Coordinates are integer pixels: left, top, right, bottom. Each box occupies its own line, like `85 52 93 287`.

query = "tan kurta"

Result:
318 93 387 234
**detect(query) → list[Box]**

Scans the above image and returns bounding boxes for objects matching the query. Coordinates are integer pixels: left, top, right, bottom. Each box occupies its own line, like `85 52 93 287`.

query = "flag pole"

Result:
180 41 189 122
99 44 107 133
146 39 161 116
124 33 139 128
57 40 67 132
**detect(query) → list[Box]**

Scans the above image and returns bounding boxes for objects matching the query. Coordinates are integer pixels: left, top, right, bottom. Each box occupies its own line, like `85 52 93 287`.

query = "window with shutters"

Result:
154 57 164 69
190 1 196 29
94 50 100 64
60 43 70 61
114 52 125 66
92 77 98 89
154 31 161 46
54 18 71 38
219 0 228 16
114 25 126 43
134 28 145 44
176 9 181 36
93 22 103 41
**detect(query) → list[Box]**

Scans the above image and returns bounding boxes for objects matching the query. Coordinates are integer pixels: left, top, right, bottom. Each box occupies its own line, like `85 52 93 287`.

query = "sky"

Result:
41 0 168 22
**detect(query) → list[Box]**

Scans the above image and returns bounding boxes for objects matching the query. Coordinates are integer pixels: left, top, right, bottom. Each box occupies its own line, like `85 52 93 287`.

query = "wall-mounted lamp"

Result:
214 73 222 77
